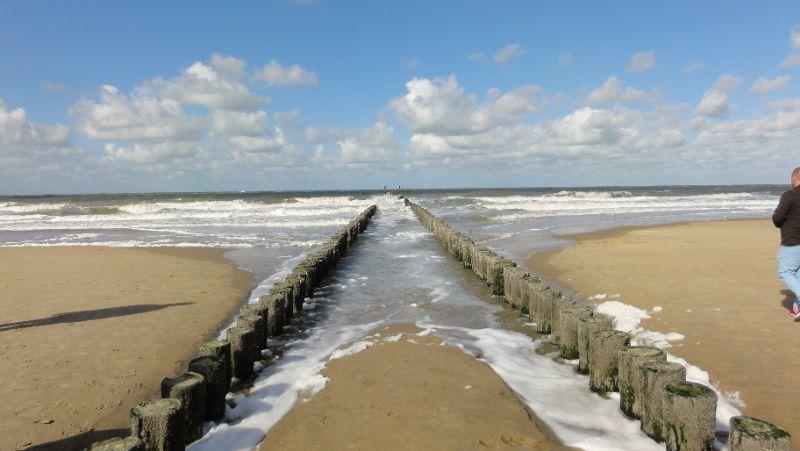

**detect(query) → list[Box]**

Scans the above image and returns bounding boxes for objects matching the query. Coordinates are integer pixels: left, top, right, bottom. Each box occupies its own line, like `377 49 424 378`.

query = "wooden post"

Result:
639 361 686 442
588 330 630 393
161 372 206 444
577 315 612 374
661 381 717 451
728 416 792 451
226 326 256 380
197 340 231 394
549 296 573 343
188 355 227 421
558 305 593 360
237 313 265 354
130 398 184 451
618 346 666 419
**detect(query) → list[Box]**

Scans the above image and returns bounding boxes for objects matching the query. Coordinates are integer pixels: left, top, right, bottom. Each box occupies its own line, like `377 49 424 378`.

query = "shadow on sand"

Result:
0 302 194 332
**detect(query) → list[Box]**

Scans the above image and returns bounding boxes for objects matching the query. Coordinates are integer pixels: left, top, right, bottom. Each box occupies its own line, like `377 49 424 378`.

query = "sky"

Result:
1 1 799 194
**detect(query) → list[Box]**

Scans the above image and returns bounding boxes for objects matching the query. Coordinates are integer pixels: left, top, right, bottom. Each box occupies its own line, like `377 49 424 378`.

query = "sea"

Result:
0 186 785 450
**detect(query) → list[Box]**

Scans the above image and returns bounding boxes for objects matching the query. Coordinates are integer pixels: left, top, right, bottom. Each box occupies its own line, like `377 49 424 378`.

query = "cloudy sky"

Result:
1 1 799 194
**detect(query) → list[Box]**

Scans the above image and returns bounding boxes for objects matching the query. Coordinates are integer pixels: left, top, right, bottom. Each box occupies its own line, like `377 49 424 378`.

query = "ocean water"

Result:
0 186 784 450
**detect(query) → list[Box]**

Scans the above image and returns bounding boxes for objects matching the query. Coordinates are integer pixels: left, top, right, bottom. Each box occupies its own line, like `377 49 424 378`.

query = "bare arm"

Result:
773 191 792 228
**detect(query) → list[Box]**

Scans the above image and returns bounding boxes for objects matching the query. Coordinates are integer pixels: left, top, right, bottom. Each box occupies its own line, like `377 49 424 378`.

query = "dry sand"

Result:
527 219 800 443
0 247 253 450
259 323 569 451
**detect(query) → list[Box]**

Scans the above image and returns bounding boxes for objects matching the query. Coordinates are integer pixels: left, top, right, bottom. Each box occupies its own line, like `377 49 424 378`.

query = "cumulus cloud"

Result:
493 43 524 63
792 26 800 50
103 141 196 165
711 74 744 92
71 85 206 141
211 110 269 137
156 62 265 111
389 75 547 136
253 59 318 87
210 53 247 80
336 122 401 162
696 90 731 118
0 101 70 149
750 75 791 95
627 51 655 72
586 76 656 104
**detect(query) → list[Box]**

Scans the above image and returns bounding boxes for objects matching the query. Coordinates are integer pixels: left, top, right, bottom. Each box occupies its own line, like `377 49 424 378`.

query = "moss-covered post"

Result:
188 355 226 421
89 436 143 451
226 326 256 379
661 381 717 451
259 295 283 336
588 330 630 393
197 340 231 394
618 346 666 419
161 372 206 443
728 416 791 451
558 305 593 360
639 361 686 442
577 315 612 374
241 303 269 349
130 398 184 451
237 313 265 354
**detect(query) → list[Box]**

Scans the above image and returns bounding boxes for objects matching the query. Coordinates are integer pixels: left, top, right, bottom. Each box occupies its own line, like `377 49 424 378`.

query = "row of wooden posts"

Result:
89 205 379 451
405 198 791 451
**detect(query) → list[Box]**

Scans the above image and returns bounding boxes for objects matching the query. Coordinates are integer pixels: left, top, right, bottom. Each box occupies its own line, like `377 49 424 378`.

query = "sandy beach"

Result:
259 323 568 451
0 247 253 450
527 219 800 443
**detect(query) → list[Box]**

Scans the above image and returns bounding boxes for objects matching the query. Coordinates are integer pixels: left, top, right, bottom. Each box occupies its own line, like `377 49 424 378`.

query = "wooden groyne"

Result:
89 205 378 451
404 198 791 451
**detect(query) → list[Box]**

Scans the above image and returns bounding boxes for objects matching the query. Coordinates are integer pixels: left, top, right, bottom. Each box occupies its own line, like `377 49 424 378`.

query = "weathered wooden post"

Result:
558 304 593 359
588 330 630 393
161 372 206 443
577 315 612 374
226 326 256 379
639 361 686 442
661 381 717 451
728 416 791 451
241 302 269 348
618 346 666 418
188 355 227 421
197 340 231 394
130 398 185 451
237 313 265 354
259 295 284 336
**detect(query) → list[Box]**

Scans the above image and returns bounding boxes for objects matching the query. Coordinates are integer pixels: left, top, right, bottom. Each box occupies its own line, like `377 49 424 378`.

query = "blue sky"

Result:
1 1 799 194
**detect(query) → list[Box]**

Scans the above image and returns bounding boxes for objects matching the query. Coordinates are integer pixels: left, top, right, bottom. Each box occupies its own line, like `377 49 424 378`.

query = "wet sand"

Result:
527 219 800 442
259 323 569 451
0 247 253 450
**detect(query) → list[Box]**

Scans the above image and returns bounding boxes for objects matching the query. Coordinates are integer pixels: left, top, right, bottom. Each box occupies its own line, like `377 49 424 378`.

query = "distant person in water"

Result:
384 186 387 196
773 166 800 321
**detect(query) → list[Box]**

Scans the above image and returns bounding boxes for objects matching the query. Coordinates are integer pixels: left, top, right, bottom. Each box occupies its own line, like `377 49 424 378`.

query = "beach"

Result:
258 324 567 451
0 247 252 450
527 219 800 442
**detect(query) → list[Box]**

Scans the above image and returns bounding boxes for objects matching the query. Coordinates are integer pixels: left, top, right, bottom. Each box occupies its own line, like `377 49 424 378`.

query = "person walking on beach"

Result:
773 166 800 321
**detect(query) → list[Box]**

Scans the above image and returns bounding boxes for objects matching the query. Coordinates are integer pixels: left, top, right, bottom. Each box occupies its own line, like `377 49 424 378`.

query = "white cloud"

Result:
211 110 269 137
711 74 744 92
696 90 731 118
210 53 247 80
157 62 264 111
336 122 401 162
780 53 800 68
253 59 318 87
390 75 546 136
586 76 656 104
557 53 574 69
750 75 791 95
493 43 524 63
103 141 196 165
627 51 655 72
71 85 205 141
0 101 70 149
791 26 800 50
